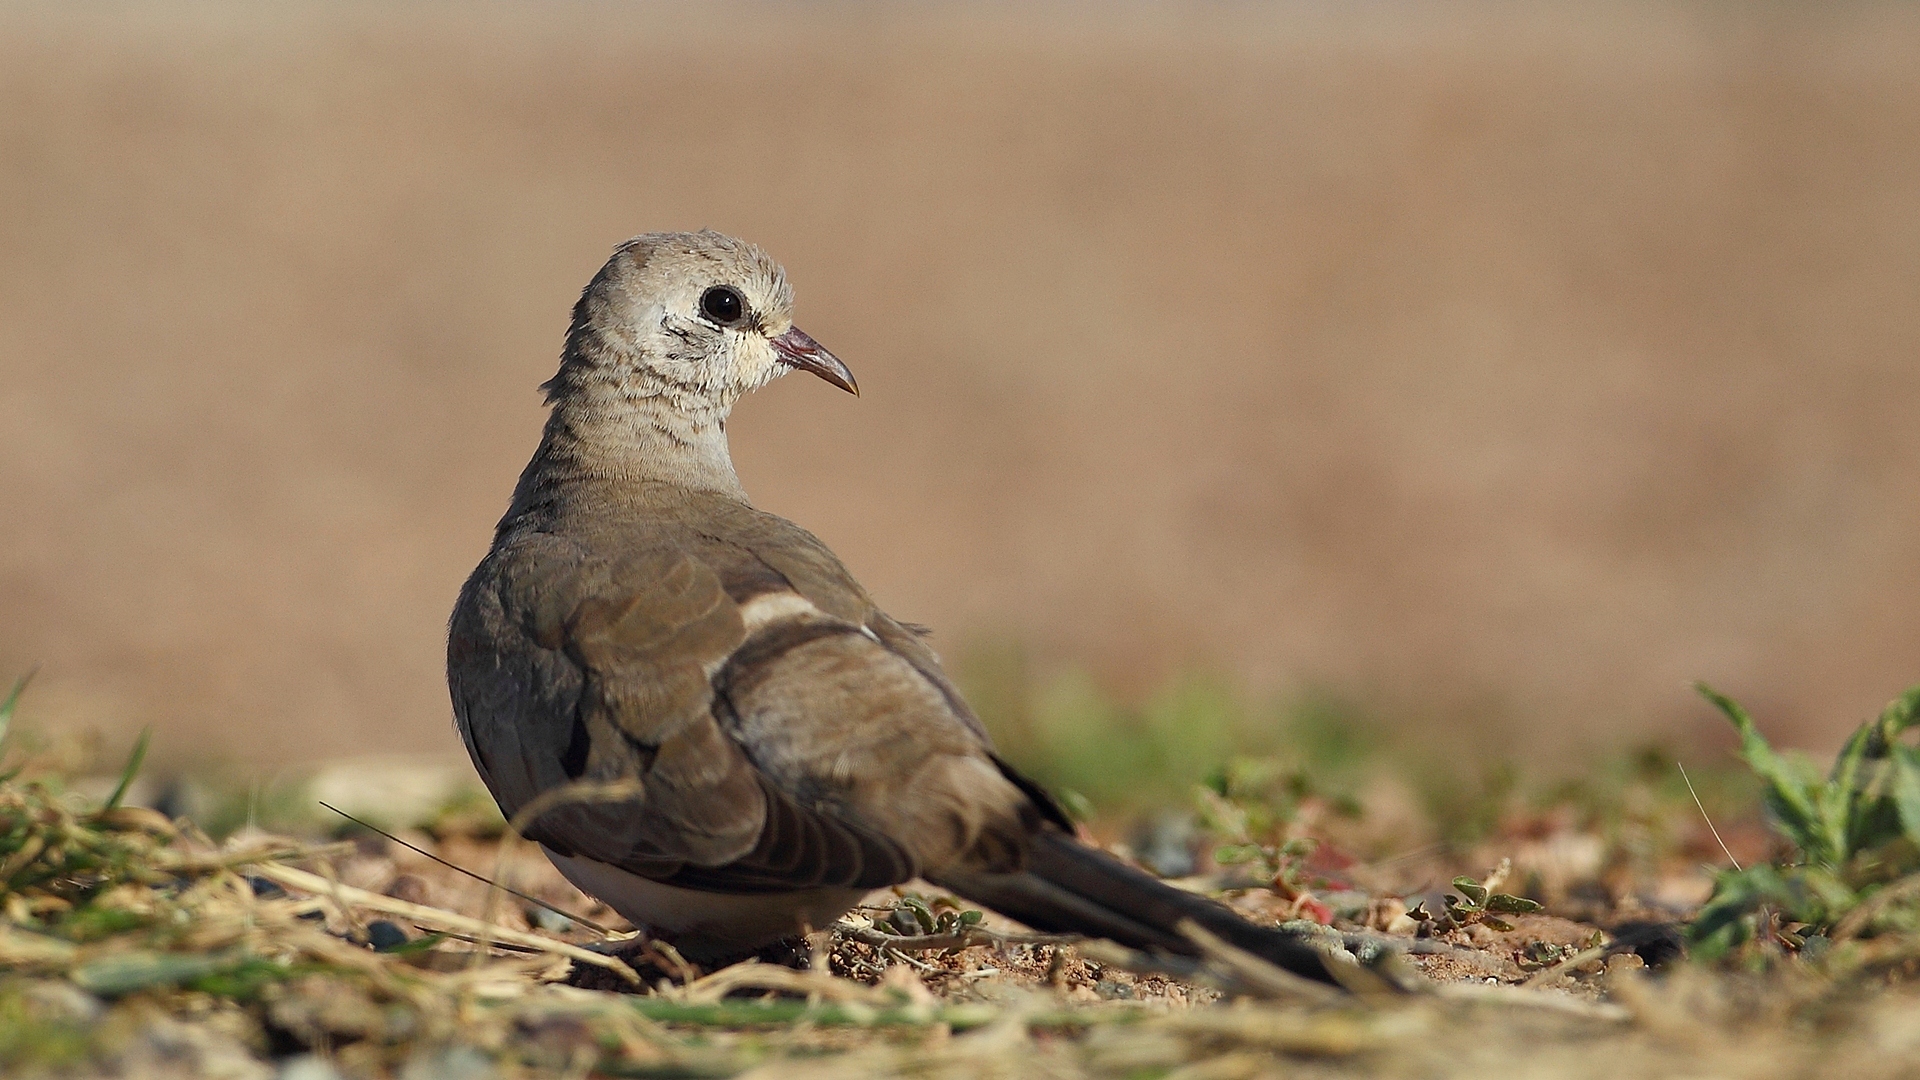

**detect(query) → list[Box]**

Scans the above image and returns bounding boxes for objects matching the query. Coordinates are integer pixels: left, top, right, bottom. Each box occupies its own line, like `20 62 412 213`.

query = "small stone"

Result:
365 920 409 951
530 907 573 933
1606 951 1646 973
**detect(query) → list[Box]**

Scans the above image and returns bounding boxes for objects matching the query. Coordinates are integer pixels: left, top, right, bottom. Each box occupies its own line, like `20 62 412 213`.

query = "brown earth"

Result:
1 2 1918 771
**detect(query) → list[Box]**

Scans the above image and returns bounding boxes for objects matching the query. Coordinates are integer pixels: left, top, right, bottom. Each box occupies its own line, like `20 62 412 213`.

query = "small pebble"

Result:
1606 951 1646 973
366 920 410 951
530 907 574 933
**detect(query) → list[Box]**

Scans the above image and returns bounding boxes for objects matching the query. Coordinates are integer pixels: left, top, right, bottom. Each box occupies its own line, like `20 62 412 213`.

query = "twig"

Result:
641 939 699 986
314 858 370 943
1678 762 1741 871
318 800 611 936
248 861 639 984
675 959 895 1007
413 928 543 954
886 947 941 973
1433 982 1632 1022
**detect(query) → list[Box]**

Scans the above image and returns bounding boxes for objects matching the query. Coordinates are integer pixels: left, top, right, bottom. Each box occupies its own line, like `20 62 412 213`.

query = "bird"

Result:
447 230 1352 986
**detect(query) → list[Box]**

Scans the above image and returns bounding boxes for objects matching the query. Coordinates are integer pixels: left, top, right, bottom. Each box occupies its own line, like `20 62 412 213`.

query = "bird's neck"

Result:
518 387 750 509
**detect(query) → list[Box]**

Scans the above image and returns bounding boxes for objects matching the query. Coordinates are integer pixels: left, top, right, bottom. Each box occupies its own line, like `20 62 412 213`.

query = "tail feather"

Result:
934 831 1340 986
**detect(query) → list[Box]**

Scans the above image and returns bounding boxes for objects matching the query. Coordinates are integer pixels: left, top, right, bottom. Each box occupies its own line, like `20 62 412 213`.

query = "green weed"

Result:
1688 683 1920 959
1405 859 1544 934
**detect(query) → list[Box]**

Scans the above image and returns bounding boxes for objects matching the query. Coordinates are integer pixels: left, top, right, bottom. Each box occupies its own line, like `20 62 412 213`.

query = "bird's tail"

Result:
933 831 1348 986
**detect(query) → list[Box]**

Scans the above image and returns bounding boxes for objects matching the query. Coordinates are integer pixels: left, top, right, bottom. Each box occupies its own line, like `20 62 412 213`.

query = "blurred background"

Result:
1 2 1916 793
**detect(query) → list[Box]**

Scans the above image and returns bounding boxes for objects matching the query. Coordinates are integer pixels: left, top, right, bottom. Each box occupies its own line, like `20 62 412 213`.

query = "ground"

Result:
6 769 1918 1080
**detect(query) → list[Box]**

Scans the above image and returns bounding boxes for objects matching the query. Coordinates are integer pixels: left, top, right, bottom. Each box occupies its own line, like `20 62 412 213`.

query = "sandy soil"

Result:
1 2 1917 769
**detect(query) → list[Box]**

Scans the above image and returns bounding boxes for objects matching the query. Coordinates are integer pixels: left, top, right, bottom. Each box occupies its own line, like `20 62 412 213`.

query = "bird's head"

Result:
549 230 855 416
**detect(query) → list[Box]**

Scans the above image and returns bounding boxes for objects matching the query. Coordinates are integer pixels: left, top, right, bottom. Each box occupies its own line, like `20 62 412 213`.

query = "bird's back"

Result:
450 478 1034 897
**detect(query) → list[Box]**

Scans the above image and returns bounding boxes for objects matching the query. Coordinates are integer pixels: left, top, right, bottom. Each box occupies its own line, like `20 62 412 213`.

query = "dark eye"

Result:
700 285 745 326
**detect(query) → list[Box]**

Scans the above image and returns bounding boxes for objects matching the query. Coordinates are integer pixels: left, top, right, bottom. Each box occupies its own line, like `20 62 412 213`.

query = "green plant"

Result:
0 670 34 783
1406 859 1543 934
1687 683 1920 959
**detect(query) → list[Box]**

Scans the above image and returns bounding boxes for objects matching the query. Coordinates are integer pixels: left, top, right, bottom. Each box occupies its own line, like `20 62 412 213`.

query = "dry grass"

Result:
5 760 1920 1080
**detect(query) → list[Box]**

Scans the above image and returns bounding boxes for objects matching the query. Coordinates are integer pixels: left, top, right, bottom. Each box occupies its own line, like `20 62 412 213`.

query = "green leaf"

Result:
1832 689 1920 864
0 668 32 747
1829 718 1876 806
899 896 938 934
104 727 151 812
1451 876 1488 906
1485 894 1545 915
0 667 36 779
185 958 299 1001
380 931 449 957
1892 748 1920 850
1697 683 1841 865
1214 845 1260 866
1686 865 1784 950
1881 687 1920 736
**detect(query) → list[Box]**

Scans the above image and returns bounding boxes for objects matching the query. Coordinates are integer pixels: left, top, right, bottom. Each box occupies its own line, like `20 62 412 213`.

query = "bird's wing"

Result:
449 518 1031 894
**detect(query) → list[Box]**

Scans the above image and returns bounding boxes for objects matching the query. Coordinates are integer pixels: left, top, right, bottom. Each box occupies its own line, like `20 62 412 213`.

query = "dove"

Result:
448 230 1350 985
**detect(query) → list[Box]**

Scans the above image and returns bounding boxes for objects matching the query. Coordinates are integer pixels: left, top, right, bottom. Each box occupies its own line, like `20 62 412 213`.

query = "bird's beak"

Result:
771 326 858 396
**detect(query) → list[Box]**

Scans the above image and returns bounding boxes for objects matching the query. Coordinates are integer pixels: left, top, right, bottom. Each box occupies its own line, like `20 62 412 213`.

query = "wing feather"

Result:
450 523 924 893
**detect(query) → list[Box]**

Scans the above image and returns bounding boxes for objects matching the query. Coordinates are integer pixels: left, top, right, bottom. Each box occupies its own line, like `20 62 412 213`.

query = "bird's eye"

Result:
700 285 745 326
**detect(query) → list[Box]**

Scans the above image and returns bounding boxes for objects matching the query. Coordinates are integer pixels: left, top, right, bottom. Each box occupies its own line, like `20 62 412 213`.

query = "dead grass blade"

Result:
247 861 639 985
674 958 899 1007
319 799 613 936
1175 920 1365 1004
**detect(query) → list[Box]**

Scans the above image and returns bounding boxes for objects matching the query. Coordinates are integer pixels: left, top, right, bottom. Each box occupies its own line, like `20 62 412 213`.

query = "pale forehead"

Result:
614 231 790 308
